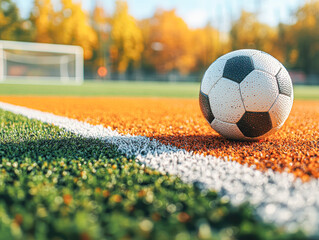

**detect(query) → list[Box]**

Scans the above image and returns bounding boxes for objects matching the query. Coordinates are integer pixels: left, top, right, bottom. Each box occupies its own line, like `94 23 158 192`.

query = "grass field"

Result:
0 81 318 239
0 81 199 98
0 81 318 99
0 109 305 240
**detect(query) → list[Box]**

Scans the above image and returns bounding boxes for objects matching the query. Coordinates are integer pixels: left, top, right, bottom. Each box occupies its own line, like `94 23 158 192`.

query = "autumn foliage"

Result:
141 9 196 74
31 0 97 60
1 0 319 77
110 0 143 73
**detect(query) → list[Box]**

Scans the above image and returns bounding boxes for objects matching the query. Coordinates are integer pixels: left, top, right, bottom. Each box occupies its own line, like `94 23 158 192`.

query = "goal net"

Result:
0 40 83 85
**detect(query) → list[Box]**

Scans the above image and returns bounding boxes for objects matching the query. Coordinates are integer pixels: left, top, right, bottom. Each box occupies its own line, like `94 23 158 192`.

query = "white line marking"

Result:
0 101 318 236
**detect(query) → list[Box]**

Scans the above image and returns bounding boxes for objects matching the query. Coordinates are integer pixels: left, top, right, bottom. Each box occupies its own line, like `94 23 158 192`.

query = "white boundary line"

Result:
0 101 318 236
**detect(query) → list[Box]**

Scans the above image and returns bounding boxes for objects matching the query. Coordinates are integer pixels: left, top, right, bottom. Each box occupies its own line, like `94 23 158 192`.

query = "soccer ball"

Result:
199 49 293 140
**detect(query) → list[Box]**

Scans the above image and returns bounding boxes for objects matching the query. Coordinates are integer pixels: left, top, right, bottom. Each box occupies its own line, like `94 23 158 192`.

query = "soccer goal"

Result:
0 40 83 85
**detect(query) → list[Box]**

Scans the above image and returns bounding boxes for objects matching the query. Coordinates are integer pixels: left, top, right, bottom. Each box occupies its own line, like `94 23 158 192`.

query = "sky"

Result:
13 0 305 31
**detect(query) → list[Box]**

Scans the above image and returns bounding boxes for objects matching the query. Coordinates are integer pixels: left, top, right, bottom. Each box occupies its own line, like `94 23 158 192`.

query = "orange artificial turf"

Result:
0 96 318 181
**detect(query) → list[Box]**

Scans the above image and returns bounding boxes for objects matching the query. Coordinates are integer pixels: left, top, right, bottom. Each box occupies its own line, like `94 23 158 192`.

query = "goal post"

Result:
0 40 84 85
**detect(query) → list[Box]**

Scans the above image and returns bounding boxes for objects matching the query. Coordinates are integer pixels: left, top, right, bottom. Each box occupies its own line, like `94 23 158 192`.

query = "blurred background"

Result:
1 0 319 84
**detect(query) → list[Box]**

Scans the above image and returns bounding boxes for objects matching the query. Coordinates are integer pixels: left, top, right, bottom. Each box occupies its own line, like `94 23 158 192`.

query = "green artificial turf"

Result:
0 81 317 100
293 85 319 100
0 110 306 240
0 81 200 98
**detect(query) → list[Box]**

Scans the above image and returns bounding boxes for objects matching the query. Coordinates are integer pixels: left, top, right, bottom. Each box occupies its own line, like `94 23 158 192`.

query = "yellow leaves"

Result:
176 54 196 75
32 0 97 60
295 0 319 32
56 0 97 60
191 26 224 70
288 0 319 72
305 15 316 28
230 10 285 61
110 0 143 73
289 49 299 65
26 0 319 75
93 5 108 26
140 9 226 74
296 0 319 29
142 9 197 74
0 11 9 27
0 0 29 40
231 11 267 49
32 0 54 43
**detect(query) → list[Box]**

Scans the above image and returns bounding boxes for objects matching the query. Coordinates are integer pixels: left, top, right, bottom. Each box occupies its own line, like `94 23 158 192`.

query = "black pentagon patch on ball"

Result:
237 112 272 138
276 68 292 97
199 91 214 123
223 56 254 83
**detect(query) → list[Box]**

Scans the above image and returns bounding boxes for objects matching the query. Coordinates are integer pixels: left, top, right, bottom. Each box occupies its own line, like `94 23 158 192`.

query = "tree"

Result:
191 23 225 72
110 0 143 74
141 9 196 74
290 0 319 74
31 0 97 60
276 23 297 67
0 0 32 41
91 2 110 70
52 0 97 60
230 11 283 62
30 0 55 43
